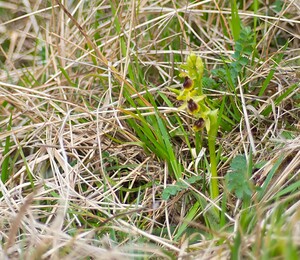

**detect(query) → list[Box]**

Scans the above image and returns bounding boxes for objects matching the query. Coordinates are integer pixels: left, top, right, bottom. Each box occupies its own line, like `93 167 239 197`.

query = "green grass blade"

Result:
158 91 192 150
258 43 287 97
220 191 227 228
1 114 12 183
154 110 182 179
16 139 34 188
230 0 241 41
174 200 200 241
257 156 285 201
252 0 259 45
273 179 300 199
59 66 76 87
231 230 241 259
262 83 299 116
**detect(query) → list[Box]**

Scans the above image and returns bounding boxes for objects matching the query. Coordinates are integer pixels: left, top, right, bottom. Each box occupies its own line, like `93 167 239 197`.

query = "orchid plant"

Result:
170 53 220 200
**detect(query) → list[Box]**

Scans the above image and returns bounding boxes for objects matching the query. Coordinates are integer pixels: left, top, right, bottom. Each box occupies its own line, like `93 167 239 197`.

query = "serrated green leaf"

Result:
236 188 243 199
177 181 188 189
187 175 202 184
226 154 252 199
162 191 171 201
244 46 253 55
232 51 241 59
239 57 249 66
235 42 243 52
162 186 179 200
202 77 217 89
162 175 203 200
230 155 247 171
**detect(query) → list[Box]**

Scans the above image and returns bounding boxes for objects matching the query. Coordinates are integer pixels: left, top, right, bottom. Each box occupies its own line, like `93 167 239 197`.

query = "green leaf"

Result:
162 185 181 200
226 155 252 199
187 175 202 184
231 155 247 171
239 57 249 66
162 176 203 200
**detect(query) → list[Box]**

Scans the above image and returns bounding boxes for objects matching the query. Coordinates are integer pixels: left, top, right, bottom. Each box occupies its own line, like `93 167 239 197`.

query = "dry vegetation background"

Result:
0 0 300 259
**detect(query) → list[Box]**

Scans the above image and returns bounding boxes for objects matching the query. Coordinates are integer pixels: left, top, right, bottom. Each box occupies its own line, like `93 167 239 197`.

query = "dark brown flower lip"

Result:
183 76 193 89
193 118 205 132
187 99 198 113
194 118 205 129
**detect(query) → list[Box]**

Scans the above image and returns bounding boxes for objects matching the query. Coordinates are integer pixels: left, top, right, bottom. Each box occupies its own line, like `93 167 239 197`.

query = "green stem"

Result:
208 134 219 200
195 77 203 96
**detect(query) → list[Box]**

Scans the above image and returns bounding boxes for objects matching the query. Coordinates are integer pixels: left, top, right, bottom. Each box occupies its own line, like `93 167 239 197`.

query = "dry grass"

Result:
0 0 300 259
